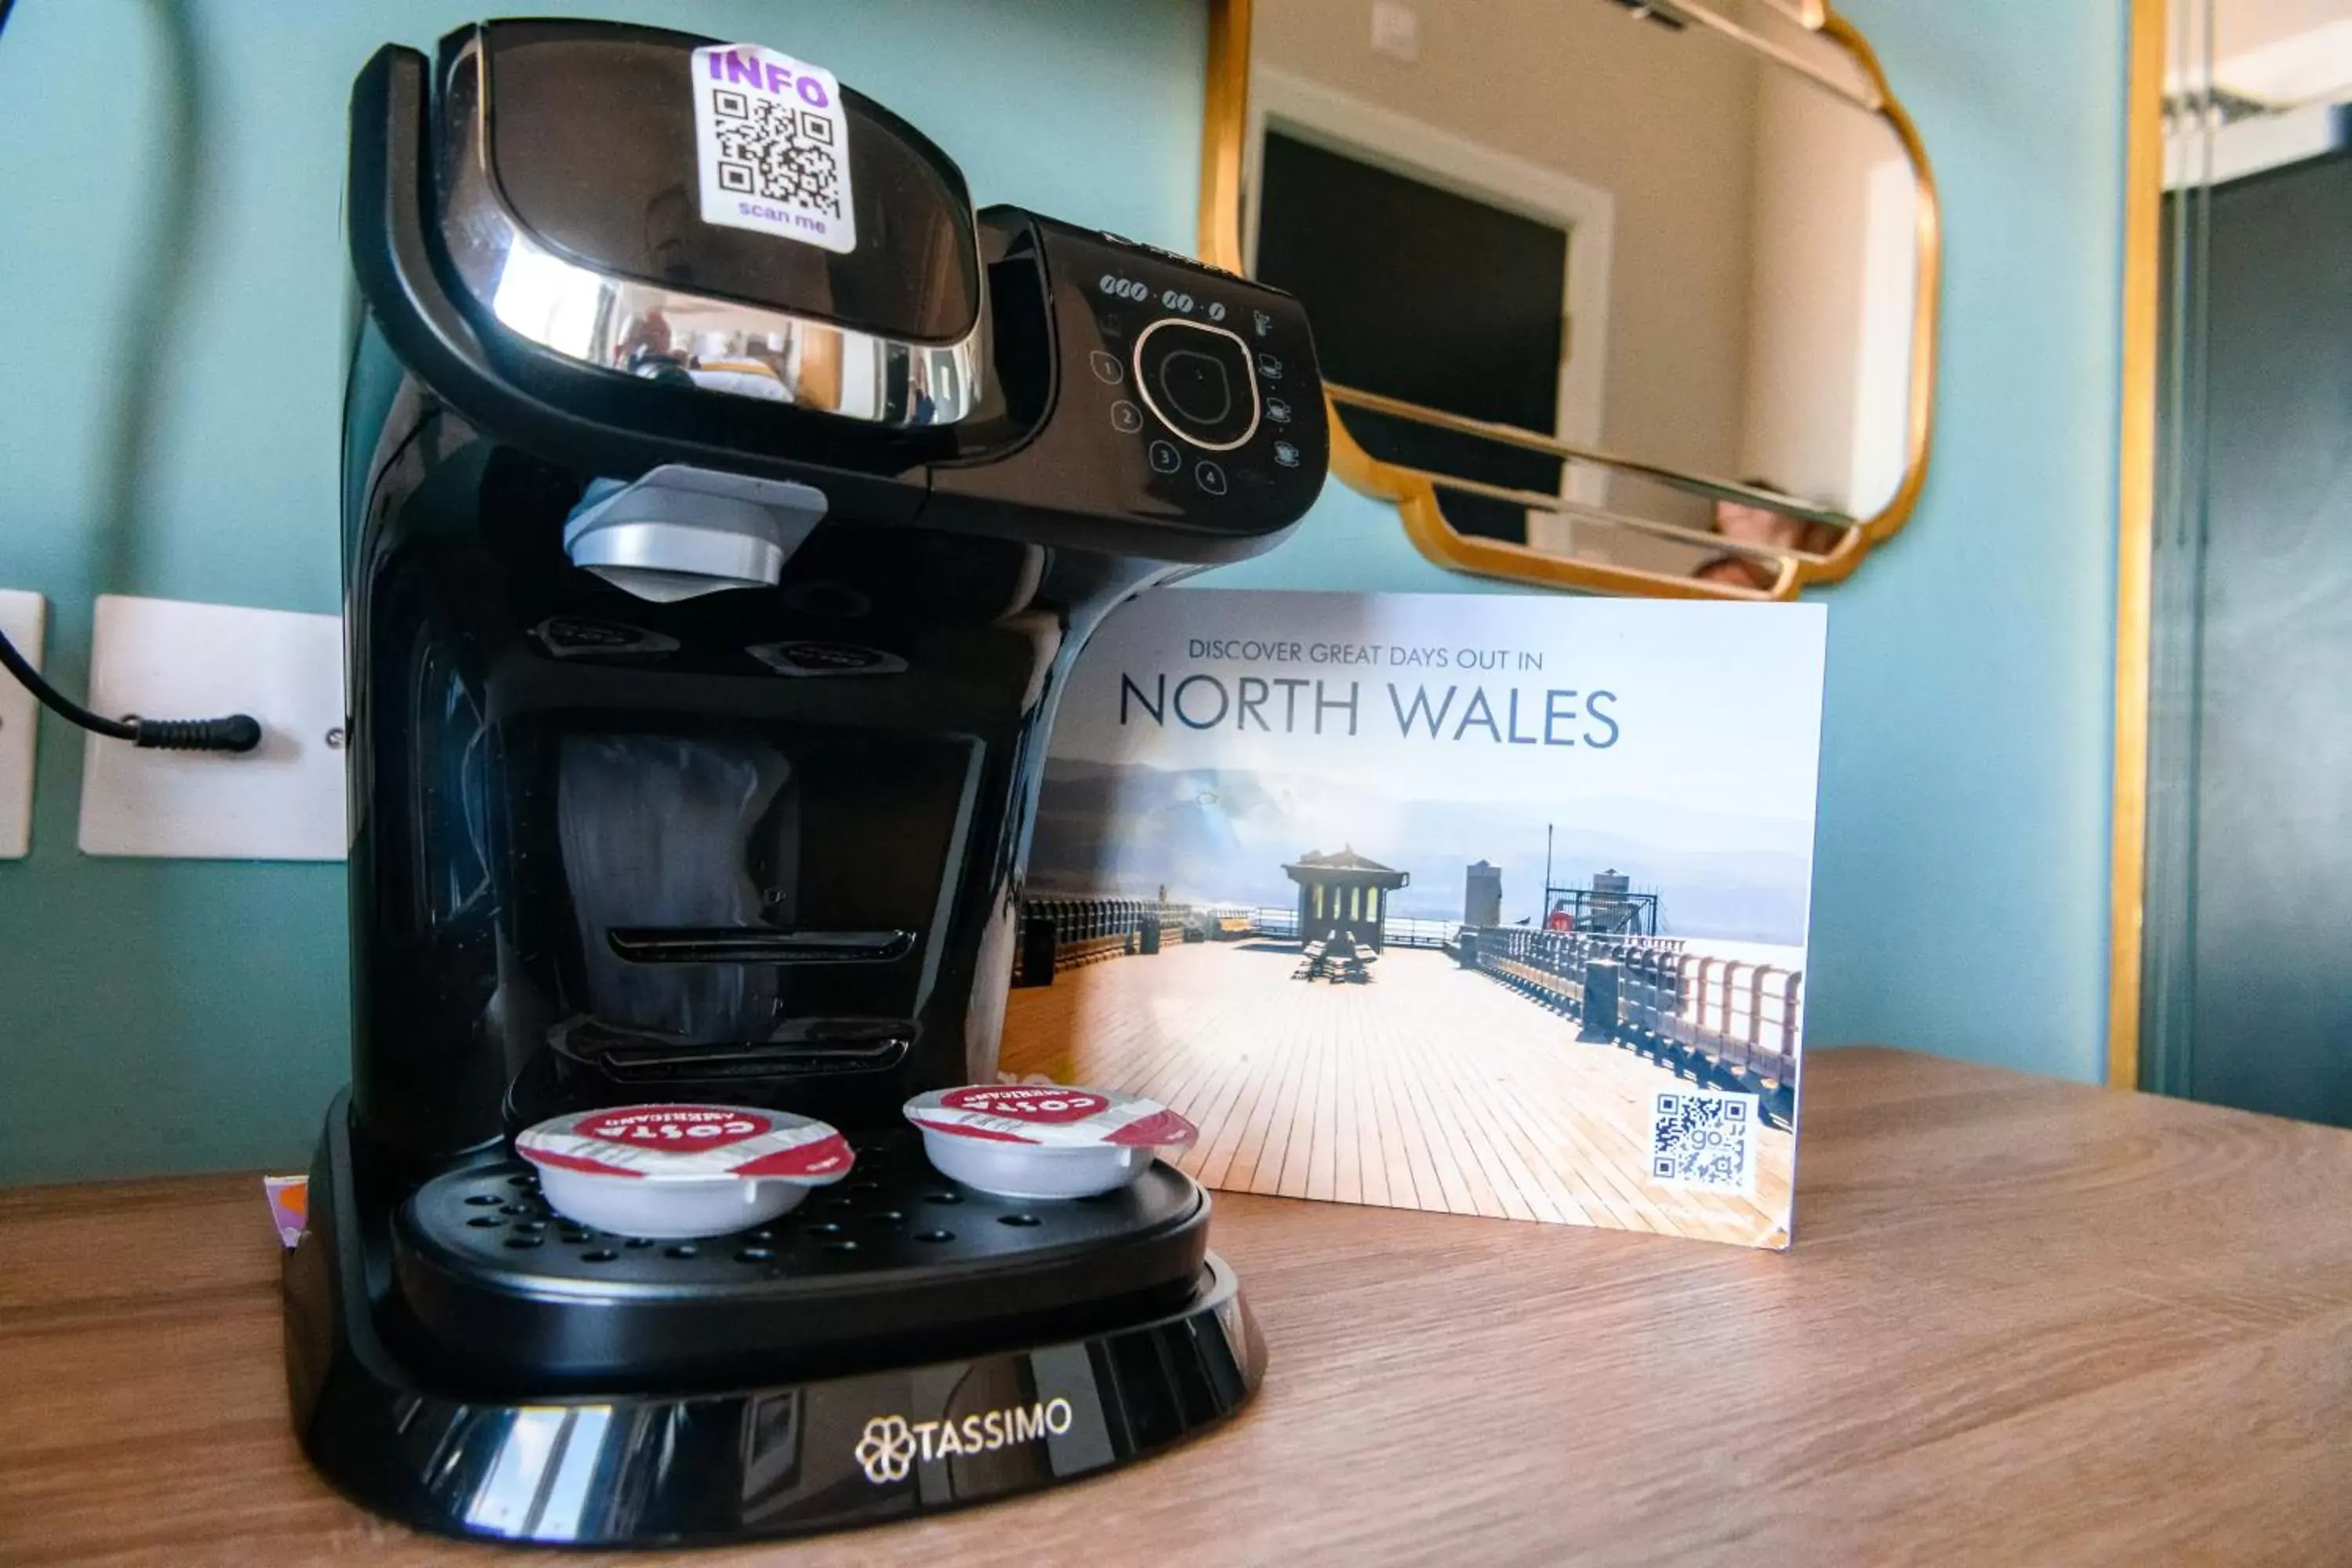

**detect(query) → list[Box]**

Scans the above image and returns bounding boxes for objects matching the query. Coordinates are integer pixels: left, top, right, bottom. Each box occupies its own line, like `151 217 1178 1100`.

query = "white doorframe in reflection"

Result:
1240 63 1616 543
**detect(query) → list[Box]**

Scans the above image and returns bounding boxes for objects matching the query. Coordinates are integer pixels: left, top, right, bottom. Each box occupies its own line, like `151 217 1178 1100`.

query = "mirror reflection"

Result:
1243 0 1929 586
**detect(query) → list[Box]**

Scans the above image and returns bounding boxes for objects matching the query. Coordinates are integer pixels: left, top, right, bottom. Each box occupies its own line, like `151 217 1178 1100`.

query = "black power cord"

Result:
0 625 262 753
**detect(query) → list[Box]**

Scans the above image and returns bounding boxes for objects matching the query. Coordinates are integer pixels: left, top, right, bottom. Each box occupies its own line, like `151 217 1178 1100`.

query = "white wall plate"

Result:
0 590 45 860
78 595 347 861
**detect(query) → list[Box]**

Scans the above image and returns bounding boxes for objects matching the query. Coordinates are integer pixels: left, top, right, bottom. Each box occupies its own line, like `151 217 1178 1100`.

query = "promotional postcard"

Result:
1001 590 1827 1249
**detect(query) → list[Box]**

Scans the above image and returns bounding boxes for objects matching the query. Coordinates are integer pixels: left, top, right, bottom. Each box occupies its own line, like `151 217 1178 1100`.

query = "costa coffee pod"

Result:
903 1084 1198 1200
514 1103 854 1239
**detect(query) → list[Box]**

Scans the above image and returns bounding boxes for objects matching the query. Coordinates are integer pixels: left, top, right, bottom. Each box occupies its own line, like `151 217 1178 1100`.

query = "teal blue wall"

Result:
0 0 2124 1182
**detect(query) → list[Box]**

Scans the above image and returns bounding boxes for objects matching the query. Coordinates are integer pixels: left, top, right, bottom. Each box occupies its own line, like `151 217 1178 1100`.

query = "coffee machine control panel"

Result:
927 212 1327 561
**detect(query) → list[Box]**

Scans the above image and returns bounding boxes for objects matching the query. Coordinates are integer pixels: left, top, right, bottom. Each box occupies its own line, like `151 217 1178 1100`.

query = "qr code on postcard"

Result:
710 90 844 217
1650 1089 1759 1195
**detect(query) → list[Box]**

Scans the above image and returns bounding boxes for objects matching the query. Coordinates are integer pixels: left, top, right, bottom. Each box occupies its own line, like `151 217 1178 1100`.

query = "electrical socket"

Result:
0 590 45 860
77 594 348 861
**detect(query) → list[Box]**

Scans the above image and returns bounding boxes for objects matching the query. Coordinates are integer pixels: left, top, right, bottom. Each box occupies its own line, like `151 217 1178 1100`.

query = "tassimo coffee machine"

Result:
285 20 1327 1546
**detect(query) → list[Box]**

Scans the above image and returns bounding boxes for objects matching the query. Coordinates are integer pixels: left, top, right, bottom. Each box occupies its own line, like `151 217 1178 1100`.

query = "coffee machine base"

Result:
285 1099 1265 1547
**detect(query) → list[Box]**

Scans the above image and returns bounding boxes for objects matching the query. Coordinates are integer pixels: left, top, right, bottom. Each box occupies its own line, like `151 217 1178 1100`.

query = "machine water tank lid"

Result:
561 464 828 603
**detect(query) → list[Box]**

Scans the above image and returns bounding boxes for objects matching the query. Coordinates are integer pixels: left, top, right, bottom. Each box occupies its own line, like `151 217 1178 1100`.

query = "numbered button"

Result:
1256 352 1284 380
1196 460 1228 495
1110 401 1143 434
1149 440 1181 475
1089 350 1124 385
1265 397 1292 425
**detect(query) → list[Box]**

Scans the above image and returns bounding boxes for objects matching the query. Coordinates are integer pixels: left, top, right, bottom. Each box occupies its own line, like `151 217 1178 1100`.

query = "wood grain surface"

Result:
4 1048 2350 1566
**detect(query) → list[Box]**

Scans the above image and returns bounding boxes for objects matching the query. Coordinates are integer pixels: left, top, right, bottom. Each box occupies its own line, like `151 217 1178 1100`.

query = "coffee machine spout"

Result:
561 464 829 603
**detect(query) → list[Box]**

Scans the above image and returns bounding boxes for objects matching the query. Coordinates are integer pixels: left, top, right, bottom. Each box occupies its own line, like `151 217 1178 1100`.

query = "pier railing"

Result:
1015 898 1461 979
1013 897 1166 986
1200 905 1457 948
1461 926 1800 1125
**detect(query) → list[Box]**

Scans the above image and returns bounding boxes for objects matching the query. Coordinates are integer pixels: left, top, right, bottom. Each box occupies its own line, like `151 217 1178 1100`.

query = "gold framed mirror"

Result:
1199 0 1941 598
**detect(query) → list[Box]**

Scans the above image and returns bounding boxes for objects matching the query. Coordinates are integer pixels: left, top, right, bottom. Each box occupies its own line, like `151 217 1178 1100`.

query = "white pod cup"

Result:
514 1103 854 1240
903 1085 1198 1200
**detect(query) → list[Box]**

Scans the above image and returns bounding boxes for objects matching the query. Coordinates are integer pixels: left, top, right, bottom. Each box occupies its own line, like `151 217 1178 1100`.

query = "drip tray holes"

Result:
408 1131 1198 1294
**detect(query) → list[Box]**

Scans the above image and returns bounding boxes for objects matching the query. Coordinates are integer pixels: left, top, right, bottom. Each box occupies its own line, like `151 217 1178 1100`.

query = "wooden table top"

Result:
5 1047 2350 1566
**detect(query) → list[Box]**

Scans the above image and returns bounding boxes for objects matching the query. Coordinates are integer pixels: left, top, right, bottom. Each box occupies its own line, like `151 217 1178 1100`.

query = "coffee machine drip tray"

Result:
390 1130 1210 1389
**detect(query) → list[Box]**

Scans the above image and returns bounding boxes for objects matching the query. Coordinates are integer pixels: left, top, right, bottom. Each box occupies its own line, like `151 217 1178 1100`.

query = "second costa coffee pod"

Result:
903 1083 1199 1200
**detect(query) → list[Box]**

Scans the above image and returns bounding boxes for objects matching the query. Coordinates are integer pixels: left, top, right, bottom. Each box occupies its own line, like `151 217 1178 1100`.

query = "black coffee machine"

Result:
285 20 1325 1547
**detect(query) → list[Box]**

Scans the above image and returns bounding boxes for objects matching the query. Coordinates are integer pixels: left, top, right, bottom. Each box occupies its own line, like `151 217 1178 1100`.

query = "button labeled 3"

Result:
1148 440 1181 474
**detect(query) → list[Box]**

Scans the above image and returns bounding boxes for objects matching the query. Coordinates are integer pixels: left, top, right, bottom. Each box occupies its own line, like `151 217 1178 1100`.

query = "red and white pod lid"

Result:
515 1104 855 1184
902 1084 1199 1150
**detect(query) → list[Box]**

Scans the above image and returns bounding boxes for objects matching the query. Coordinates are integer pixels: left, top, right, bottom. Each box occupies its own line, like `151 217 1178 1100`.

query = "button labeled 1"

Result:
1088 350 1124 385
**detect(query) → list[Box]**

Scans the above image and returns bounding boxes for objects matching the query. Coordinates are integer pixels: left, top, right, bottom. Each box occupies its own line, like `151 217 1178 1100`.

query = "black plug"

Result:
129 715 265 753
0 625 266 755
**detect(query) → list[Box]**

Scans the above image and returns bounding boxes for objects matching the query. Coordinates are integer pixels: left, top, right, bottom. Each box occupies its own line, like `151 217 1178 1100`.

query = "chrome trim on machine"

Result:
434 37 985 427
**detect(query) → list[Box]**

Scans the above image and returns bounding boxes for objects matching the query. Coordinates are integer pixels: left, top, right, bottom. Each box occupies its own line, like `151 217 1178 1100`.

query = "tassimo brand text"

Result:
854 1400 1076 1483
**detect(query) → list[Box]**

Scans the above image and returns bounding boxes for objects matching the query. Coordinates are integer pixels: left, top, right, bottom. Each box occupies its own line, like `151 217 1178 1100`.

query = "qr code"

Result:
710 89 844 217
1650 1089 1759 1194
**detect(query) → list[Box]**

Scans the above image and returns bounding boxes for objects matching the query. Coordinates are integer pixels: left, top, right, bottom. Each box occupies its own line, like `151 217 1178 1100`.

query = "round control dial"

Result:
1132 318 1261 452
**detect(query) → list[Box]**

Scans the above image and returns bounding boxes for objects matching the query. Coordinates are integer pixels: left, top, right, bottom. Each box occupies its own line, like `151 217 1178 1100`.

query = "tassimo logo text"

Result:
854 1400 1075 1483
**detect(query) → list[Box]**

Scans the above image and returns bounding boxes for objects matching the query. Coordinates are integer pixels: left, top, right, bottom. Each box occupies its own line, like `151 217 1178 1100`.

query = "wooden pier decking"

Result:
1000 942 1794 1247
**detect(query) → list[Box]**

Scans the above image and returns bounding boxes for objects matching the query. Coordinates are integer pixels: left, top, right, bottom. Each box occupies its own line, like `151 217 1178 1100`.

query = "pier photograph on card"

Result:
998 590 1826 1250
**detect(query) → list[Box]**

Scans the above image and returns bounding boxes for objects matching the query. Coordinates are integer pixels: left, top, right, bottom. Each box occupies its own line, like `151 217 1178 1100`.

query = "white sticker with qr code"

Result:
691 43 857 254
1649 1089 1759 1195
